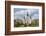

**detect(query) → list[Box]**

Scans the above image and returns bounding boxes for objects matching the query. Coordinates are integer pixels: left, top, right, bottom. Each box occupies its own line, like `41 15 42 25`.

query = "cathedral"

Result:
22 12 32 25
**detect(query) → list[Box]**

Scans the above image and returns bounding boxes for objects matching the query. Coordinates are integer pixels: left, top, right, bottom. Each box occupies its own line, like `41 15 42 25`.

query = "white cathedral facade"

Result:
22 13 32 25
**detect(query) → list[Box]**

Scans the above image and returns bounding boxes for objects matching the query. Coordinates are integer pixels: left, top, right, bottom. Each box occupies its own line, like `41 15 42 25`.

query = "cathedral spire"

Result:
27 12 29 17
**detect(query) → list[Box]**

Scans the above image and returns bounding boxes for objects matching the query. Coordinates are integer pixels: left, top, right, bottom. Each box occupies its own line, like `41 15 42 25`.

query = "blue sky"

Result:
14 8 39 19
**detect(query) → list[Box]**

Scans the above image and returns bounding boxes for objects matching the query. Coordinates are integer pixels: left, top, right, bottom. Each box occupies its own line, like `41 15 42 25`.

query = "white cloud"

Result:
15 9 32 15
32 14 39 19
